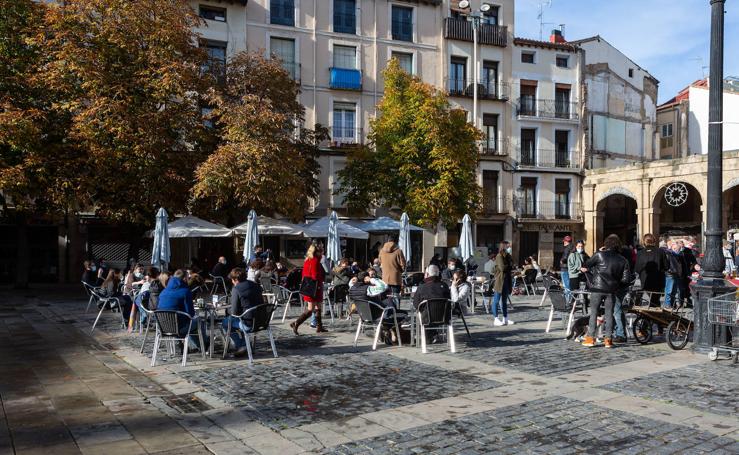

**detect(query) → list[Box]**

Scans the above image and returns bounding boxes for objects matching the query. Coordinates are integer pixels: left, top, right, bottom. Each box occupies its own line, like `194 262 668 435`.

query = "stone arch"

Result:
652 181 703 239
724 177 739 192
596 190 639 246
595 185 639 205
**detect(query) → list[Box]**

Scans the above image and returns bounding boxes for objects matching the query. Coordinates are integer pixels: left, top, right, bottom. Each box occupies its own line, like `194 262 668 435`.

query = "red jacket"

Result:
301 255 325 303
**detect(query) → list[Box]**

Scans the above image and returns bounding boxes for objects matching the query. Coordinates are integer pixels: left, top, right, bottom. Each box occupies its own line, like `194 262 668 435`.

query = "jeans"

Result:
613 290 627 338
664 276 680 308
561 270 571 299
178 319 207 351
222 315 252 350
491 282 511 319
588 292 614 339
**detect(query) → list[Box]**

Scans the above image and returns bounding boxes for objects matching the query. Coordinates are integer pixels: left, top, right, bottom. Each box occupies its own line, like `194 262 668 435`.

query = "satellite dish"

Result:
458 0 470 9
480 3 492 12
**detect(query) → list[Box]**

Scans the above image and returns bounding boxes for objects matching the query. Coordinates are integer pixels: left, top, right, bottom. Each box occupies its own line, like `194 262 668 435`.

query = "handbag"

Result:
299 276 318 298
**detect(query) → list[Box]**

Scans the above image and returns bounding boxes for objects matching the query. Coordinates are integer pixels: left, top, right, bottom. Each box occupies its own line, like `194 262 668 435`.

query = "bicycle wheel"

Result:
632 316 652 344
666 320 690 350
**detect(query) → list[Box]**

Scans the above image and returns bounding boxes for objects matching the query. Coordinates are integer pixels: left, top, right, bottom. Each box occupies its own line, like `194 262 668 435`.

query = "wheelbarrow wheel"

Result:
666 320 690 350
632 316 652 344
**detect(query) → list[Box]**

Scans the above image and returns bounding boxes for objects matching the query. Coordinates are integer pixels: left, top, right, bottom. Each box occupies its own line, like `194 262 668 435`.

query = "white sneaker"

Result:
504 318 515 325
493 317 504 326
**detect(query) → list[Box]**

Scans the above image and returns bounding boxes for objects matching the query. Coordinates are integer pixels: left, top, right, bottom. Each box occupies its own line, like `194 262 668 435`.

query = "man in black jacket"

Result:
580 234 631 348
413 265 451 310
634 234 668 307
223 268 263 357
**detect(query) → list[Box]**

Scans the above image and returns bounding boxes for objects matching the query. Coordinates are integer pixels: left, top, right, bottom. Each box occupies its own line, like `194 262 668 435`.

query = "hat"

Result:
564 235 572 242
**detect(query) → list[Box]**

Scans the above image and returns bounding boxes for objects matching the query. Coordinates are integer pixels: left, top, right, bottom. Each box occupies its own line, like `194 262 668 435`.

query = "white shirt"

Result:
483 259 496 275
451 281 470 303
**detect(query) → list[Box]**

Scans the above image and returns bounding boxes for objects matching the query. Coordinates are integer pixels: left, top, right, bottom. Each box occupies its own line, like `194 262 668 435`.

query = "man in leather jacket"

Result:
580 234 631 348
664 240 688 308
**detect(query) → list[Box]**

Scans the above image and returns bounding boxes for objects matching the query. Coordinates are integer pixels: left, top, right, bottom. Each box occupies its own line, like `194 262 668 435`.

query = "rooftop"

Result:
513 37 579 53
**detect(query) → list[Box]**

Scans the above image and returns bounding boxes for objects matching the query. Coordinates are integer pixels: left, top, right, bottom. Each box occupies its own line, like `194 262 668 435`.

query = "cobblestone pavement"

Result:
322 396 739 455
600 362 739 417
2 287 738 455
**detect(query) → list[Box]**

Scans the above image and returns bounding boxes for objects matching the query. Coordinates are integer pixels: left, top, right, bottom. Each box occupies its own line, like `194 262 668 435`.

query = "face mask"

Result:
448 265 456 271
506 247 512 254
576 247 583 253
91 265 97 271
134 272 143 279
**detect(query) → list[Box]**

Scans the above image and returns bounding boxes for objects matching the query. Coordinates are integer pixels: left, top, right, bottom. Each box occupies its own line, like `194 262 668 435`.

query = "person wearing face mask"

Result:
82 261 98 288
567 241 590 292
492 241 514 326
124 263 146 295
441 259 458 283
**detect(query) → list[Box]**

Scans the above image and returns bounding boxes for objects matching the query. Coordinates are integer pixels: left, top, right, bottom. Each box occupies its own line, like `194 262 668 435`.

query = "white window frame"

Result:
331 41 359 70
518 174 540 217
388 48 416 75
330 98 358 144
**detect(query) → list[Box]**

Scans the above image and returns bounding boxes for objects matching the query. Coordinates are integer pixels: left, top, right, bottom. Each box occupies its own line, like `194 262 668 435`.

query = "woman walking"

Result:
291 243 327 334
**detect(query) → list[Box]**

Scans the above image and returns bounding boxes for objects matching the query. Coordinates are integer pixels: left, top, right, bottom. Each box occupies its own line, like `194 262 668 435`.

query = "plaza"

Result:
0 287 737 454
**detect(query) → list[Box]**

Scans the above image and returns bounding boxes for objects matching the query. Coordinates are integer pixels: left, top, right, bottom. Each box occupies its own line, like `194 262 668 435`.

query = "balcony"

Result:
517 98 579 121
516 148 581 169
329 67 362 90
479 138 509 157
514 200 583 221
444 18 508 47
482 196 511 217
328 126 363 148
445 78 509 101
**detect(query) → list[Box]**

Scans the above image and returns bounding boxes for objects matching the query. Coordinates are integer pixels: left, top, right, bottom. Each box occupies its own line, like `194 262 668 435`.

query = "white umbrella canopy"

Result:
459 214 475 263
148 215 232 238
398 212 412 269
302 216 369 240
350 216 424 232
242 210 259 264
151 208 171 269
232 216 304 236
326 211 341 263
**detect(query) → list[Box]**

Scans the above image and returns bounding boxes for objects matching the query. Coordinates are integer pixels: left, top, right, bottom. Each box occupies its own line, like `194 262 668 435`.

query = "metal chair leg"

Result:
353 321 363 347
372 321 383 351
182 338 189 367
448 324 456 353
151 334 160 367
457 309 472 340
140 317 152 354
539 289 548 307
420 322 427 354
546 306 555 333
222 323 231 360
91 302 107 334
393 313 402 348
245 333 254 365
198 327 206 360
268 327 278 358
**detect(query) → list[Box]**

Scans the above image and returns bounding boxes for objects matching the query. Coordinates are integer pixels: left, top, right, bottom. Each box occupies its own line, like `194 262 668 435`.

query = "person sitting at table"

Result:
211 256 230 289
222 267 263 357
440 258 459 283
100 268 134 319
349 272 406 320
332 258 353 287
124 263 146 295
450 269 471 315
247 258 264 283
157 269 207 352
413 265 451 310
82 260 98 288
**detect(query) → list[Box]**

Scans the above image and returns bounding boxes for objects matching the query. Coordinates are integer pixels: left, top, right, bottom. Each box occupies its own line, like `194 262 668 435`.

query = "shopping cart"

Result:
706 291 739 362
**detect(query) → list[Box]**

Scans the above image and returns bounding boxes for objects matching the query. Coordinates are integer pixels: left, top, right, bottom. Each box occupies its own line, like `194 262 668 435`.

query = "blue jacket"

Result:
157 277 194 317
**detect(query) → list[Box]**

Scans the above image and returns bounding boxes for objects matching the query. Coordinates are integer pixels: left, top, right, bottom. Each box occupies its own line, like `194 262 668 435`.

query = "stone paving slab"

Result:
600 361 739 417
181 351 501 430
321 396 739 454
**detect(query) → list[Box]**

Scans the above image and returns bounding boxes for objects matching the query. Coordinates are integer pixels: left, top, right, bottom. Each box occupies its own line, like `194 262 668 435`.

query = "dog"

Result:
566 314 605 341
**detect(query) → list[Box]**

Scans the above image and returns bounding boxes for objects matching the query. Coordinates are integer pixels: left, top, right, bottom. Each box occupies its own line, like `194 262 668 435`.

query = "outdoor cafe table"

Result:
195 296 228 358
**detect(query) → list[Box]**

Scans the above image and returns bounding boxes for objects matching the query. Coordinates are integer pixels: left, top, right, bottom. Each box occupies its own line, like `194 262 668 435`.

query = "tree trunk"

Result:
15 212 29 289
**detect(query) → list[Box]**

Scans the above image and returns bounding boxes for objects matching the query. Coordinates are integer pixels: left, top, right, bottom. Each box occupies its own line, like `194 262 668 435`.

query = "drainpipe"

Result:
312 0 317 126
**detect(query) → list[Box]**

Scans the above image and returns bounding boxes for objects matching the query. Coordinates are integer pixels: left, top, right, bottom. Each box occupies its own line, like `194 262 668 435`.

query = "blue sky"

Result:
514 0 739 104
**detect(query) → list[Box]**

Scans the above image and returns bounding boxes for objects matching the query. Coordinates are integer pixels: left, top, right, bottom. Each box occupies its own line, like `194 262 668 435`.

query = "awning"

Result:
347 217 425 233
232 216 304 237
147 215 232 238
302 216 369 240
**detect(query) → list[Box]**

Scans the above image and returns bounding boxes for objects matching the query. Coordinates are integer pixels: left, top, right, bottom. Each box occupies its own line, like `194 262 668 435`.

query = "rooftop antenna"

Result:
689 57 707 79
538 0 553 41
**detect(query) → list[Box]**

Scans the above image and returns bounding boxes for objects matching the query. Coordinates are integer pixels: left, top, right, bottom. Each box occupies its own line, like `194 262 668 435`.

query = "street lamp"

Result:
692 0 733 352
458 1 493 129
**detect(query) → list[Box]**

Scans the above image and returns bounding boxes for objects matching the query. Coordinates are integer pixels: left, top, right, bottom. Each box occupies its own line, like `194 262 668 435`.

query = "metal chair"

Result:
523 269 538 295
327 284 349 317
351 297 403 350
260 276 276 305
210 274 228 296
138 304 155 354
82 282 102 313
416 299 455 354
273 284 303 322
150 310 206 367
546 289 586 335
90 288 124 334
222 304 277 364
539 274 563 307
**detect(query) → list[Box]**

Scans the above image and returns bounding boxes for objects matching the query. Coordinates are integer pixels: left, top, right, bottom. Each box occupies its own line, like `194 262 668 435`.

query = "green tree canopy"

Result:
191 51 326 222
337 59 483 227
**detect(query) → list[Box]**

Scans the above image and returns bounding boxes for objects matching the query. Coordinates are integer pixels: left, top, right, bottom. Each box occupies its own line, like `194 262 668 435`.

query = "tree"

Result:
38 0 211 225
337 59 483 227
191 51 326 222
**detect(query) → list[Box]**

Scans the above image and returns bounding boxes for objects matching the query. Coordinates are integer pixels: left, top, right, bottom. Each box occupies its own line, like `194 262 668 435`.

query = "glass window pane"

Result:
333 45 357 69
391 52 413 73
392 6 413 42
334 0 356 33
270 0 294 26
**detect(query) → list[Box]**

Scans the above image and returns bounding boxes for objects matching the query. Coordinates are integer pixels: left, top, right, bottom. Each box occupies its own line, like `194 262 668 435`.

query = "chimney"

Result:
550 29 566 43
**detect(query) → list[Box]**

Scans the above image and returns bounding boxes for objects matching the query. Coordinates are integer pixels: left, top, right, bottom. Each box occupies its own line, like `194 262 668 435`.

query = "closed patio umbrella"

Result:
399 212 412 269
242 210 259 264
326 211 341 264
459 214 474 263
151 208 171 270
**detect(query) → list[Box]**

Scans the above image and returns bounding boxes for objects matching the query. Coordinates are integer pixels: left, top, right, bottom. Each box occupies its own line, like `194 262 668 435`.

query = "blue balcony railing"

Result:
329 67 362 90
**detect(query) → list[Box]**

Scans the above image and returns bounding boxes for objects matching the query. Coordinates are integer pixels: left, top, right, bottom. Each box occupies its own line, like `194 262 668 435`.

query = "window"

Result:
481 61 498 96
482 170 499 214
482 5 499 25
334 0 356 34
555 87 571 118
199 5 226 22
628 68 634 78
333 102 356 142
519 82 537 115
391 51 413 74
555 130 570 167
520 177 538 217
449 56 466 95
333 45 357 69
270 37 297 79
555 180 570 219
556 56 569 68
660 123 674 149
391 5 413 42
270 0 294 26
202 40 227 77
661 123 673 137
482 114 498 153
521 51 535 64
520 129 536 166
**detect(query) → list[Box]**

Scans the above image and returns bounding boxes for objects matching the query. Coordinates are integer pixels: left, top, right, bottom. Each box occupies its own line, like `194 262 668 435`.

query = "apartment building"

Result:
657 77 739 159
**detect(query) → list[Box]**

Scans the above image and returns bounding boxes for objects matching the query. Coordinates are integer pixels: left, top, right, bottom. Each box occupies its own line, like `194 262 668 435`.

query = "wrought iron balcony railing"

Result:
479 138 509 156
445 78 509 101
514 200 583 220
516 148 581 169
328 126 364 148
517 98 579 120
444 18 508 47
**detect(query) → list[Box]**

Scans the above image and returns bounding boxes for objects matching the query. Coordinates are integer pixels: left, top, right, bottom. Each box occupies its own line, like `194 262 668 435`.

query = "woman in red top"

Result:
290 243 328 334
